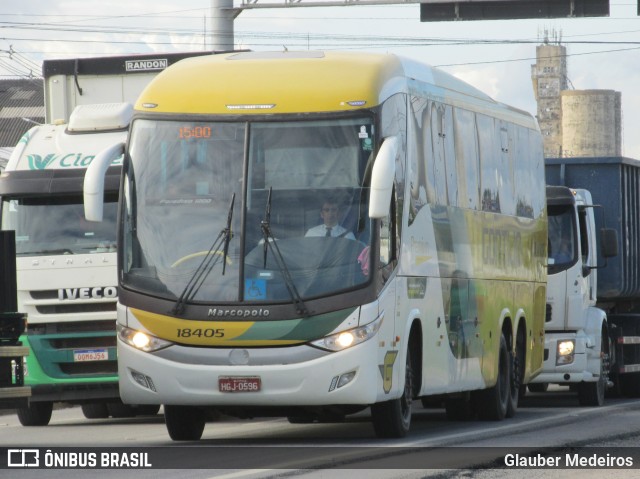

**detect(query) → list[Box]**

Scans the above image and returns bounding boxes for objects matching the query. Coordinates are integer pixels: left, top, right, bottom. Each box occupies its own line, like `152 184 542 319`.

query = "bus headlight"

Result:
118 325 173 352
556 340 575 365
311 314 383 352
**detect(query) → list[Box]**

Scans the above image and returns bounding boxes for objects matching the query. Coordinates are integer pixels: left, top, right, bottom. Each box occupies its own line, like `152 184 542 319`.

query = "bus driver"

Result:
305 197 355 240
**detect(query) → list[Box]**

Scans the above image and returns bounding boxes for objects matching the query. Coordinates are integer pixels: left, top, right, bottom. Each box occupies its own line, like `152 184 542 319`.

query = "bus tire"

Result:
165 405 205 441
17 401 53 426
476 333 510 421
371 347 413 438
81 403 109 419
506 328 524 418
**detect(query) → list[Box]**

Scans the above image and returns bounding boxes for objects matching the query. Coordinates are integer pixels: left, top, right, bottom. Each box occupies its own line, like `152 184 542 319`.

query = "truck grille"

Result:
26 320 117 379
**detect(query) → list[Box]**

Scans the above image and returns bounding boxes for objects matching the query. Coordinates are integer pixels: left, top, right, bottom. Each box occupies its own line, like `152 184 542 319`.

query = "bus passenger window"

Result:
380 214 392 266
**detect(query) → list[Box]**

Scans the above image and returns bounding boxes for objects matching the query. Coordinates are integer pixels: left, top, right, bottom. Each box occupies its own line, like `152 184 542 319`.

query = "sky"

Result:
1 0 639 158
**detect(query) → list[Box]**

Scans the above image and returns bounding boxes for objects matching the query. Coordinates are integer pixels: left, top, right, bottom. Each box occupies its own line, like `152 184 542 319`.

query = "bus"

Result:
84 51 547 440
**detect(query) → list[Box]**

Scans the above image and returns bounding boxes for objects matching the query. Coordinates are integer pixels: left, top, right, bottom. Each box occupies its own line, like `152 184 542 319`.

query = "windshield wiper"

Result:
172 193 235 316
260 187 309 317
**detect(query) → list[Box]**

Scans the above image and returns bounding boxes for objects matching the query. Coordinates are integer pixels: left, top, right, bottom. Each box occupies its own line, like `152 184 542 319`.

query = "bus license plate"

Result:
219 376 261 393
73 348 108 362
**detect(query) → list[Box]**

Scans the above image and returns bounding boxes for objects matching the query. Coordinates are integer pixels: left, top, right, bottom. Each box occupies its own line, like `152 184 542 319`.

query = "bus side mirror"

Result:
600 228 618 258
84 142 124 222
369 136 397 219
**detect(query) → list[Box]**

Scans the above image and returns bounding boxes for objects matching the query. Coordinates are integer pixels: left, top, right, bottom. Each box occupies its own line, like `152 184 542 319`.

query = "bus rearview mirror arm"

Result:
84 142 125 222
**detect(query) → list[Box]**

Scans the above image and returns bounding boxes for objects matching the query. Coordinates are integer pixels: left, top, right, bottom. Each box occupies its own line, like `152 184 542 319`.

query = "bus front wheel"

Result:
371 348 413 438
164 405 205 441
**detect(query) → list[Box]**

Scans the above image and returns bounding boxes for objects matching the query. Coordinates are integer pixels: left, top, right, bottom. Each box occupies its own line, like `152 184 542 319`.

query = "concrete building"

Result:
531 37 567 158
532 35 623 159
561 90 622 158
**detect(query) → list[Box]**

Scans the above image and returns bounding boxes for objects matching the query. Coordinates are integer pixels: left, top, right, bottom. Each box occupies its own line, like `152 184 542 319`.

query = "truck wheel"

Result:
577 363 607 406
371 347 414 438
17 401 53 426
81 403 109 419
476 333 511 421
578 334 609 407
164 405 205 441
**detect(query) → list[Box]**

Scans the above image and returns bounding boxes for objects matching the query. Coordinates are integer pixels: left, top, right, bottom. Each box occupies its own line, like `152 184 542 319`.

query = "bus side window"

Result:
380 214 391 266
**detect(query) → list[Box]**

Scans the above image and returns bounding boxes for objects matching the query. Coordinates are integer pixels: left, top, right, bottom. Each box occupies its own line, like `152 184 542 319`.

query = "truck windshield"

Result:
547 204 577 272
123 117 374 306
2 195 118 256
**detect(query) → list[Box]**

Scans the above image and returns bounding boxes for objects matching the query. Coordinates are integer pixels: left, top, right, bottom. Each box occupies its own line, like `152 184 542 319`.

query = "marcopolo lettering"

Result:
58 286 118 301
208 308 270 318
125 59 168 72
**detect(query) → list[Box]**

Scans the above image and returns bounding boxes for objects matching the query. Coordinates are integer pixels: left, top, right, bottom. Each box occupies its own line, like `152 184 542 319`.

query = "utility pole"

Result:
211 0 237 51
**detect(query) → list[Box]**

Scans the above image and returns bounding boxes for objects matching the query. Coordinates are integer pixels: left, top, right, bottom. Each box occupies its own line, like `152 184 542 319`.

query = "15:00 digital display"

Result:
179 126 212 139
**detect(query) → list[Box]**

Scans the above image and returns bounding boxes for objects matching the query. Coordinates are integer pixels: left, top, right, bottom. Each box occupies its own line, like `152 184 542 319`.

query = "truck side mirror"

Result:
600 228 618 258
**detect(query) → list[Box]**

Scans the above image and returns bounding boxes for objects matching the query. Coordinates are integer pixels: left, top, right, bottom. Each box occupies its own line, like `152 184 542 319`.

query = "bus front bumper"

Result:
117 338 384 407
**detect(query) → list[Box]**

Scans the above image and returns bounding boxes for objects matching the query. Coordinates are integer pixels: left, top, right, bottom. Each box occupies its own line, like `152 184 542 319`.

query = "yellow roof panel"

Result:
135 51 405 115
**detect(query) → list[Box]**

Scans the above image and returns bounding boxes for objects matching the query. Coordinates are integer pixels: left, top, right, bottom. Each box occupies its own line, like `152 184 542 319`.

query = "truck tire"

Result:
578 345 608 407
476 333 511 421
17 401 53 426
164 405 205 441
371 346 414 438
81 403 109 419
578 377 606 406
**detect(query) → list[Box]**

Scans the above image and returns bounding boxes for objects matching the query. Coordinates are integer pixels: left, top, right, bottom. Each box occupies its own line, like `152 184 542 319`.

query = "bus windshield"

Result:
2 195 118 256
123 117 375 305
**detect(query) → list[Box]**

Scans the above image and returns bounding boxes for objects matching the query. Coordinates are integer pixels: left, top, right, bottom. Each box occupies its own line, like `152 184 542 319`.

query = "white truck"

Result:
1 51 212 425
0 103 131 424
533 157 640 405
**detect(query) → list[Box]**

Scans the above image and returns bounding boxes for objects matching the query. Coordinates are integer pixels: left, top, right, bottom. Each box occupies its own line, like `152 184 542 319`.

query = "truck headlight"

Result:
118 324 173 352
311 314 383 352
556 340 575 365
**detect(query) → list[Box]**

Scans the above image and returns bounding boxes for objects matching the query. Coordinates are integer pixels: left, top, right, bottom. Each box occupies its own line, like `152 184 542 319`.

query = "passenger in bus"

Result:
305 197 355 240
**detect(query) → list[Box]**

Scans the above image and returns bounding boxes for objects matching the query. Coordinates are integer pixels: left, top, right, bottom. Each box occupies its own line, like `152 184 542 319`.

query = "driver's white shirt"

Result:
305 224 355 240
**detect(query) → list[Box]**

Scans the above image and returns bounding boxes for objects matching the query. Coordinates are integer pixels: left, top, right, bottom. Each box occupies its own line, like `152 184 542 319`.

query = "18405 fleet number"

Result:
176 328 225 338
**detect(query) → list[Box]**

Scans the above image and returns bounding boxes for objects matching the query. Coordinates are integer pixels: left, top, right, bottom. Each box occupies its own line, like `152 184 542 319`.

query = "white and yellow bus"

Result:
84 51 547 440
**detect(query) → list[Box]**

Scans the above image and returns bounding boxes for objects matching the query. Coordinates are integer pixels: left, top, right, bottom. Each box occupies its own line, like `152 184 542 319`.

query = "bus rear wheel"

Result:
476 333 511 421
371 348 413 438
164 405 205 441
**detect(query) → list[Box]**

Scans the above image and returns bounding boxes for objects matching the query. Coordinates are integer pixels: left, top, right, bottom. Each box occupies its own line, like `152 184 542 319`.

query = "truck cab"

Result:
531 186 617 406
